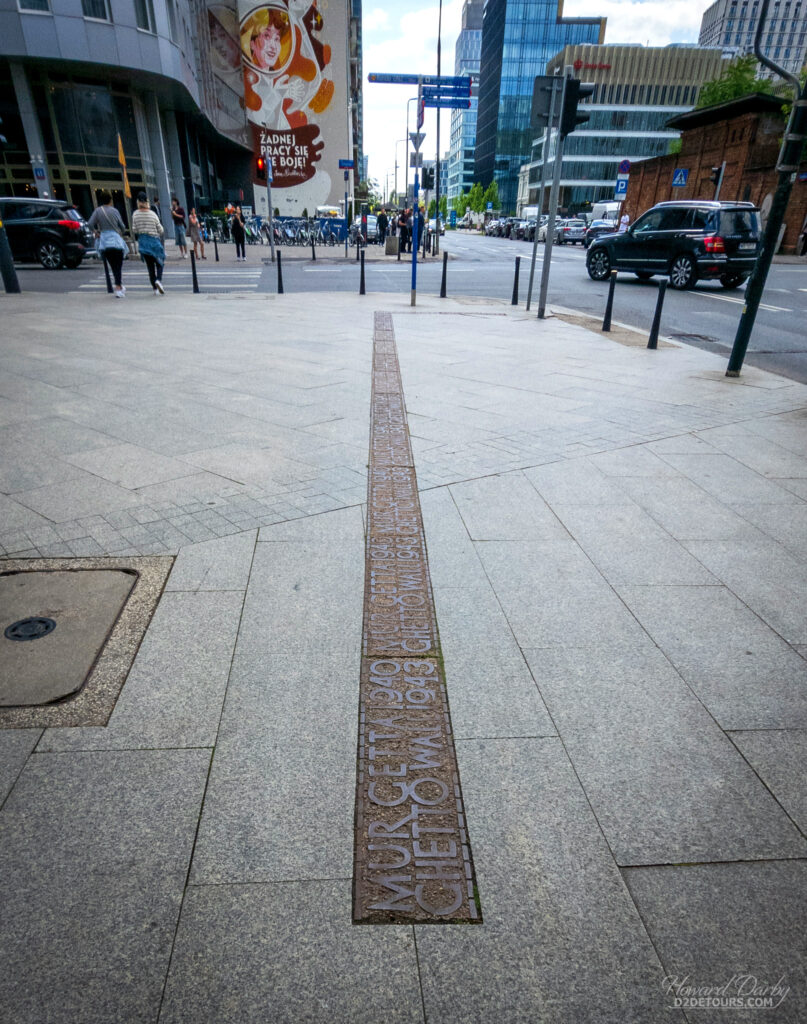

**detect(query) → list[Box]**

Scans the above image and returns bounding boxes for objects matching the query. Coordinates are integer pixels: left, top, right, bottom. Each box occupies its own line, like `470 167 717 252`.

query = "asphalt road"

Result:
11 232 807 382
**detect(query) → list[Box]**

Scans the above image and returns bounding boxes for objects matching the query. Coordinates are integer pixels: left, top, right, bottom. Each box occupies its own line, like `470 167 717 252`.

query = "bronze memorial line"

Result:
353 311 481 924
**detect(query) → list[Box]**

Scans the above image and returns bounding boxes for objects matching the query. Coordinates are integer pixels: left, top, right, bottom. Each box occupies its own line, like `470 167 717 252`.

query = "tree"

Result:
439 194 448 219
467 182 485 213
696 55 773 108
667 138 682 155
482 181 499 211
455 190 470 217
428 198 436 217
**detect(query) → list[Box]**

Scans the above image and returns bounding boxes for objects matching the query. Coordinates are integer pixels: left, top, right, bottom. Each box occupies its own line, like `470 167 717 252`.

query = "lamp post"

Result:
435 0 443 255
405 95 419 203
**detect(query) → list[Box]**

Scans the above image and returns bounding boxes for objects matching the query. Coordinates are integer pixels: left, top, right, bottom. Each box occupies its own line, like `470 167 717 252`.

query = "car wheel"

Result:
719 274 745 289
37 241 65 269
669 253 697 290
587 248 611 281
635 271 653 280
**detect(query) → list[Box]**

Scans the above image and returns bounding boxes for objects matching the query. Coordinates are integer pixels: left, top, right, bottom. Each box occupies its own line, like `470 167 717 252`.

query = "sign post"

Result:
340 159 354 257
409 118 424 305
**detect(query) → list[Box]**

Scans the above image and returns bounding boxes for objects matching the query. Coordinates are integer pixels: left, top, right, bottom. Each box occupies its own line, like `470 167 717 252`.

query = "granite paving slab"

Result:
730 729 807 833
449 471 567 541
0 749 210 1024
66 442 195 490
658 452 803 505
522 645 807 865
0 728 40 804
165 530 256 592
731 503 807 562
12 472 138 523
416 737 683 1024
617 585 807 729
159 880 423 1024
624 862 807 1023
523 458 633 506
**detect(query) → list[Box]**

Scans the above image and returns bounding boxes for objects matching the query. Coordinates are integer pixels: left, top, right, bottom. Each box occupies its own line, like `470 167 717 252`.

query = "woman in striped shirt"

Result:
132 192 166 295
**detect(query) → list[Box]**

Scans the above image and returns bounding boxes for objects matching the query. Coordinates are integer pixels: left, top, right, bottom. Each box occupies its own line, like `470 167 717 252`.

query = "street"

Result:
13 231 807 383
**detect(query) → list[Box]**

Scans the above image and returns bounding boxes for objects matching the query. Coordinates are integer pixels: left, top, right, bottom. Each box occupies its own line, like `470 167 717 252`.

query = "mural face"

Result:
238 0 348 213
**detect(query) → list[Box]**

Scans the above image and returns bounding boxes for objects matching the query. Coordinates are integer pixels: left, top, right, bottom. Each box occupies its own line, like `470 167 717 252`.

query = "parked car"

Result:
557 218 587 245
428 217 445 236
583 219 618 248
349 214 378 244
585 200 760 290
538 217 567 242
0 197 94 268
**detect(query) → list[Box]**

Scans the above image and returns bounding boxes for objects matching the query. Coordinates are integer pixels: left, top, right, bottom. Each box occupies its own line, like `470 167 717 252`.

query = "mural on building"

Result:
207 3 251 146
237 0 347 214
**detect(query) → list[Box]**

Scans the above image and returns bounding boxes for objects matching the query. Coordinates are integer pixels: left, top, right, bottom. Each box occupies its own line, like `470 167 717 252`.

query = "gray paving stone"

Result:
624 862 807 1024
589 446 683 478
40 590 243 752
449 471 567 541
659 452 803 505
0 449 86 495
0 494 54 535
523 646 807 865
432 584 556 740
416 737 683 1024
553 504 717 585
0 729 40 804
730 729 807 833
419 486 490 588
0 749 209 1024
13 473 137 523
731 503 807 563
617 586 807 729
191 507 363 884
159 880 422 1024
133 472 245 506
166 531 255 592
523 458 635 506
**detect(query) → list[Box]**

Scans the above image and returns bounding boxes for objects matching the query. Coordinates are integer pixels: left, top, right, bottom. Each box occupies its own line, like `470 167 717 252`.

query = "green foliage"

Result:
439 194 448 218
467 182 485 213
667 138 682 155
482 181 499 211
696 55 773 109
428 198 436 217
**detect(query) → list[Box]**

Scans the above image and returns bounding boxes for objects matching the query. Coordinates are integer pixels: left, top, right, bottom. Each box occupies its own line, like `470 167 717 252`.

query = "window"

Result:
135 0 155 32
633 210 665 233
17 0 51 11
81 0 110 18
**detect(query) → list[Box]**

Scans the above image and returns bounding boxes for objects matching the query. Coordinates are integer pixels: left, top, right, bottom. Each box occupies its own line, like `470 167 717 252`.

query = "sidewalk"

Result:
0 289 805 1022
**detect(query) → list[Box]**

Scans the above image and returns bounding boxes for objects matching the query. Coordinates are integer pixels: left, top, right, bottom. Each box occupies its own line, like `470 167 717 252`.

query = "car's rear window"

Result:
720 209 759 236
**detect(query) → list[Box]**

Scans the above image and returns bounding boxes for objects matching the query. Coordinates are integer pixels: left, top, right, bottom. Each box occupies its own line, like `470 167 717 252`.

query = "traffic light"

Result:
559 78 595 138
256 155 267 181
421 167 435 190
709 166 722 185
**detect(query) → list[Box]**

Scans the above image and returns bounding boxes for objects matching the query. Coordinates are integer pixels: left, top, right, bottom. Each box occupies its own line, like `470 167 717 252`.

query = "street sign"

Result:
531 75 561 130
338 159 354 169
422 84 471 98
487 201 493 210
409 131 425 150
423 98 471 109
410 152 423 168
368 73 471 88
614 178 628 199
672 168 689 187
34 167 45 180
450 209 457 227
618 159 631 174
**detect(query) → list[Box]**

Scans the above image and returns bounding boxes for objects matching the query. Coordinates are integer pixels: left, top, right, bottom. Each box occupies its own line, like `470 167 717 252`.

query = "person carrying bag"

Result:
132 191 167 295
87 191 129 298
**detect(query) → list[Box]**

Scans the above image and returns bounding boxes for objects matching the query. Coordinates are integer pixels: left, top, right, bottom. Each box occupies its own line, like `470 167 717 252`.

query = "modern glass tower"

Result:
475 0 605 214
699 0 807 75
447 0 484 203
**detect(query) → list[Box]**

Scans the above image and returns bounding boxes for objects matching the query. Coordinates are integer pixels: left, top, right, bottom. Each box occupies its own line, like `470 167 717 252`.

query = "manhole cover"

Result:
4 617 57 641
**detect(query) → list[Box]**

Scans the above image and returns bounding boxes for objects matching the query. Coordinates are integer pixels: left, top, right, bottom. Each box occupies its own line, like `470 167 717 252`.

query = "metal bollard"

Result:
602 269 618 331
647 279 667 349
213 237 219 262
190 250 200 294
356 237 360 261
277 249 284 293
0 225 21 294
397 240 401 262
440 250 447 298
101 254 113 294
359 249 366 295
511 256 521 306
311 234 316 261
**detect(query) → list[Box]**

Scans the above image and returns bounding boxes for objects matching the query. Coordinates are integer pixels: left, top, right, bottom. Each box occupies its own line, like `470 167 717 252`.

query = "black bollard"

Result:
359 249 366 295
277 249 284 293
647 279 667 350
511 256 521 306
0 225 21 294
356 236 360 261
190 250 200 293
311 234 316 261
101 254 113 294
602 269 618 332
213 237 219 262
397 240 401 262
440 250 447 298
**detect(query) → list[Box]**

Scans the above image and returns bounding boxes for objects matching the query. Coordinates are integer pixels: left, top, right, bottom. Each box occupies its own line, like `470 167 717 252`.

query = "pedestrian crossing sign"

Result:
672 168 689 187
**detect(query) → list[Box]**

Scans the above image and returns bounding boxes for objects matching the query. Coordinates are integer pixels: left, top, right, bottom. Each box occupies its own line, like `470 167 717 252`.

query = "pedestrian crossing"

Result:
78 264 263 293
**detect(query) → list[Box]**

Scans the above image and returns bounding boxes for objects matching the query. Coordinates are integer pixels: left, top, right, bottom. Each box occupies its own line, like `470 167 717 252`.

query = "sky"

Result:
361 0 707 200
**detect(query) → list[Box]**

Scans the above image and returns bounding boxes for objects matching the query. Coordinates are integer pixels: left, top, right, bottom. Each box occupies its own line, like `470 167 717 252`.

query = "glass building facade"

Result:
474 0 604 214
699 0 807 75
447 0 484 202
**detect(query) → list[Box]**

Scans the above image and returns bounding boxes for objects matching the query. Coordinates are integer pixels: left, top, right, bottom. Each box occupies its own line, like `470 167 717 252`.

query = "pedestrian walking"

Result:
376 209 388 246
132 192 166 295
171 196 188 258
618 211 630 233
398 209 409 253
188 208 206 260
151 195 162 223
87 190 129 298
231 204 247 261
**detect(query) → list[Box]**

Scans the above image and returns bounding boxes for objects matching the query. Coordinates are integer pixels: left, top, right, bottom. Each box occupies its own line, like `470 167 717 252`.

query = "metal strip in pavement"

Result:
353 310 481 925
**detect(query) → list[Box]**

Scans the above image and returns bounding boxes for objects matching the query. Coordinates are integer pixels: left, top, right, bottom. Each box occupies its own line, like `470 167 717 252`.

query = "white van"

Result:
590 201 621 223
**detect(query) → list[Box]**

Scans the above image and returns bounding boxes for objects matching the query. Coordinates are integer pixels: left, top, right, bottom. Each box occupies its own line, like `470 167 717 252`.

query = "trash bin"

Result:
385 235 399 256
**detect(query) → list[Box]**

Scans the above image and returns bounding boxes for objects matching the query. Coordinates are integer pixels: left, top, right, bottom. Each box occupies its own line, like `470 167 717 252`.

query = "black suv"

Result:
586 201 760 289
0 198 94 268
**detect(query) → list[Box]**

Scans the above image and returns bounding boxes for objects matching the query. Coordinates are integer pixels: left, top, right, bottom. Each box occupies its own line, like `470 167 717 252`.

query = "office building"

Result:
699 0 807 75
349 0 364 182
447 0 483 203
523 43 725 212
474 0 605 214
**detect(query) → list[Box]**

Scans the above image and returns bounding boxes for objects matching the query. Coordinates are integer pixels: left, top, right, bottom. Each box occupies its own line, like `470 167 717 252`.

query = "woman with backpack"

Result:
87 191 129 298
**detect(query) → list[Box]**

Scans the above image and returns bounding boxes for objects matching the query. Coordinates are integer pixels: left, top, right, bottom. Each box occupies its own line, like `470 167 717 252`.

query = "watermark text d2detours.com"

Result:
663 974 790 1011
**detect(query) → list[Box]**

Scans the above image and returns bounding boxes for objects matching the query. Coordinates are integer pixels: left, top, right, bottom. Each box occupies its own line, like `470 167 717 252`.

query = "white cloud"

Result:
362 8 390 33
564 0 703 47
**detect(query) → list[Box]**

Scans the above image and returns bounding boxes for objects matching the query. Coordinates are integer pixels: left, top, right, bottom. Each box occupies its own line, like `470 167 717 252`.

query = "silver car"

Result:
557 219 587 245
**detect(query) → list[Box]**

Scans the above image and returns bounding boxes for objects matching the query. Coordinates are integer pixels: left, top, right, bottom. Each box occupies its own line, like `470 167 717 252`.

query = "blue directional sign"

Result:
338 159 354 169
613 178 628 199
672 168 689 187
423 98 472 109
368 73 471 88
422 84 472 98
